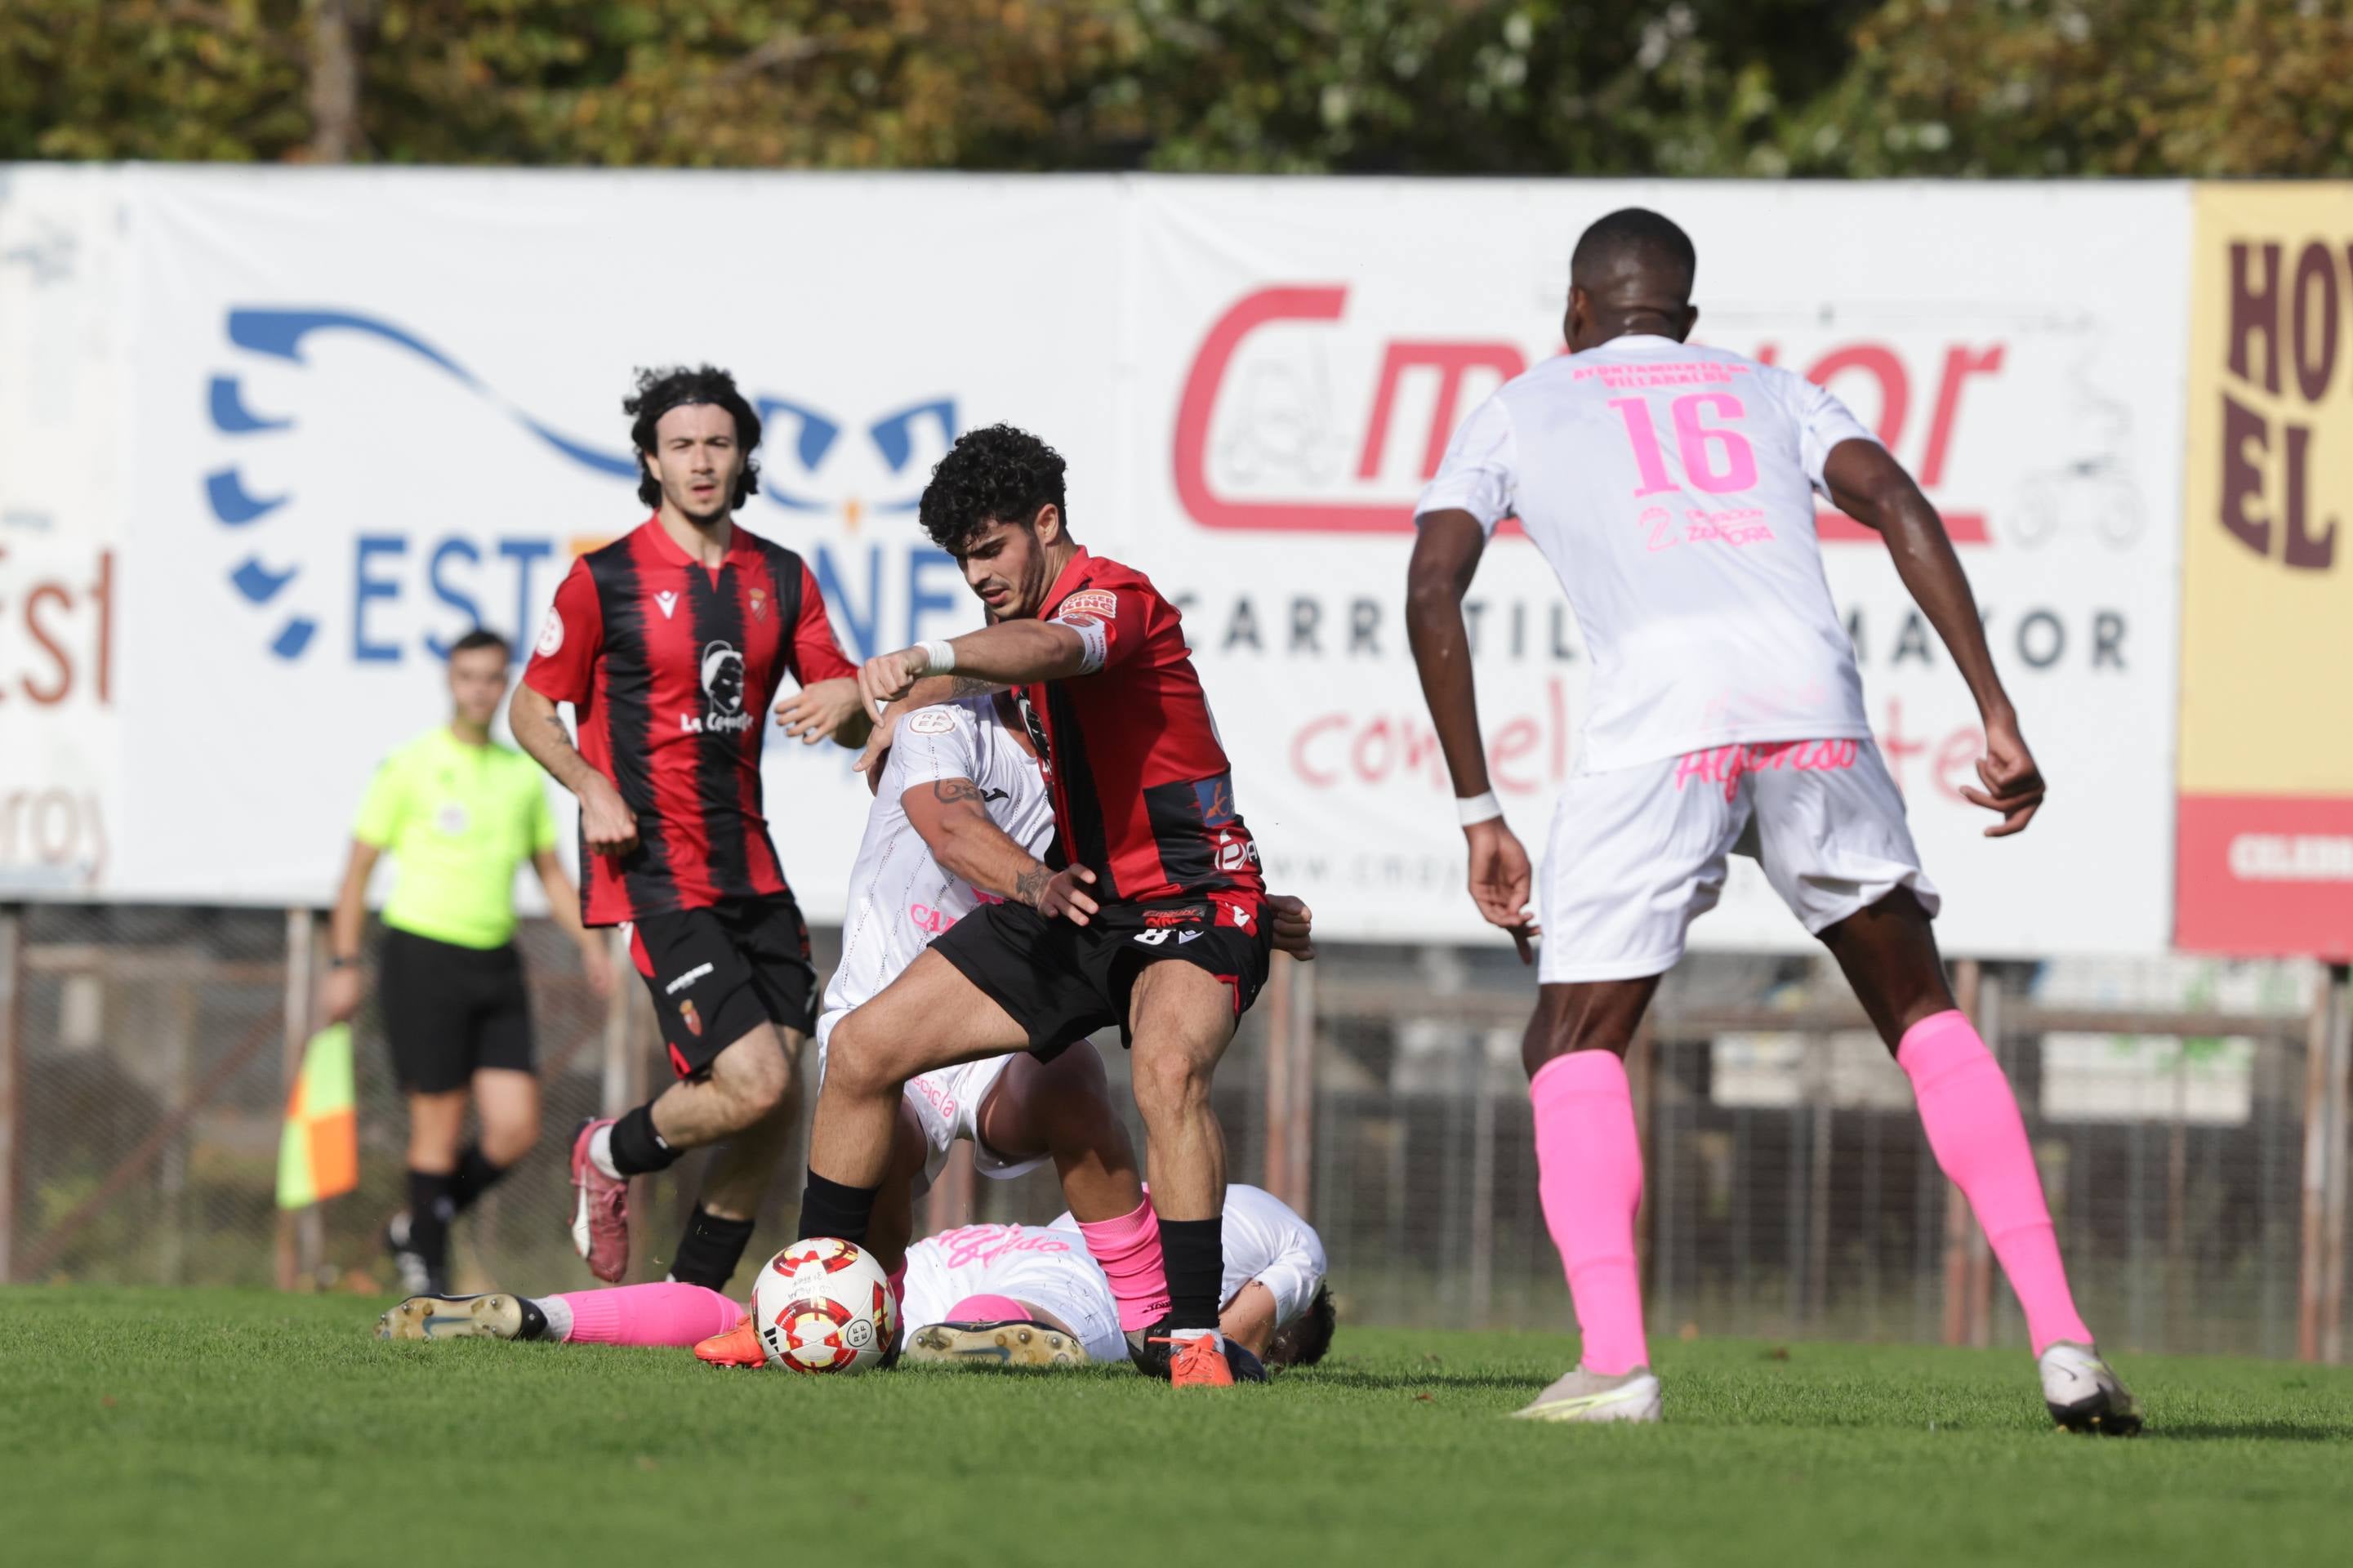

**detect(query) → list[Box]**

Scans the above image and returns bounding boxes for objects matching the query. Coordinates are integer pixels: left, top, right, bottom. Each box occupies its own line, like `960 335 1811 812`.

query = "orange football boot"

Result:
1157 1334 1235 1388
694 1314 768 1369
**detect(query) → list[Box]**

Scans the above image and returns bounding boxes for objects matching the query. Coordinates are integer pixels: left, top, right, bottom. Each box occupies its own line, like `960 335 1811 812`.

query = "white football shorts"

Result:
1538 737 1939 985
815 1010 1045 1191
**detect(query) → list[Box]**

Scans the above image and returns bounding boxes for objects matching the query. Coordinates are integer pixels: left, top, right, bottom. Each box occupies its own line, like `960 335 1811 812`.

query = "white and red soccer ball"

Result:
751 1237 898 1374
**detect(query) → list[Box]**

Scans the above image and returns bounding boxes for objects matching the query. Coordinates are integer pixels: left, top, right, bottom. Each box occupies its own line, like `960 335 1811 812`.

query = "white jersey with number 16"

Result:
1416 336 1882 774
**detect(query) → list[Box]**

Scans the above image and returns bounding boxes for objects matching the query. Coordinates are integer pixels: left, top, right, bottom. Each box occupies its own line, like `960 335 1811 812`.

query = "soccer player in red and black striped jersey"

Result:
796 424 1277 1388
512 365 871 1292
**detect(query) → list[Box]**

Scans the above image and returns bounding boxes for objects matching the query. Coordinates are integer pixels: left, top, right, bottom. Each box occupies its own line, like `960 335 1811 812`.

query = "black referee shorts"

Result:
628 893 818 1080
931 894 1273 1058
378 928 534 1094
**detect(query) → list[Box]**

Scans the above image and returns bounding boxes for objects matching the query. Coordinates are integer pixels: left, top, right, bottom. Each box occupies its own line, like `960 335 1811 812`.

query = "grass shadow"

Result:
2150 1423 2351 1444
1294 1365 1552 1393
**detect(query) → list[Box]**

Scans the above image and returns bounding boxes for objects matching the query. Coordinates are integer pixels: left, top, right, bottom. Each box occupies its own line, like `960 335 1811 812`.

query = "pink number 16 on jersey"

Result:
1610 393 1758 497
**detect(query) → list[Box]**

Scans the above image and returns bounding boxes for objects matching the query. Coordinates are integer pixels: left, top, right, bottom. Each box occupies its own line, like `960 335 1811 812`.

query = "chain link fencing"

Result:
3 903 2346 1361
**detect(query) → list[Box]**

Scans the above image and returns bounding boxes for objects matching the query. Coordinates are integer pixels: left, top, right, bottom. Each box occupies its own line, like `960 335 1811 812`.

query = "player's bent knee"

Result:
711 1029 792 1125
1130 1046 1212 1120
480 1120 538 1166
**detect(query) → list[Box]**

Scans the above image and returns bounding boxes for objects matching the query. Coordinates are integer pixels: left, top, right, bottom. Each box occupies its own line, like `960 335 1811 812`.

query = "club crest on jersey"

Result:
535 608 564 657
1192 773 1238 827
748 586 769 621
680 641 755 735
655 590 680 620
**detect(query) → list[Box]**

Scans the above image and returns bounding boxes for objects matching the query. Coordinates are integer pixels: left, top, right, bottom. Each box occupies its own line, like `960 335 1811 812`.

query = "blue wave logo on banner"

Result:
206 309 956 658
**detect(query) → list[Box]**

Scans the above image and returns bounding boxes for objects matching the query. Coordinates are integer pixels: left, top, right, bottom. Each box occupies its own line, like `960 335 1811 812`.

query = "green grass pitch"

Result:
4 1289 2349 1567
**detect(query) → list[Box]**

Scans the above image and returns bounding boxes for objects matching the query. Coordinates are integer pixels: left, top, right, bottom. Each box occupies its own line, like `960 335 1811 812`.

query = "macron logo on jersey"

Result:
655 590 680 620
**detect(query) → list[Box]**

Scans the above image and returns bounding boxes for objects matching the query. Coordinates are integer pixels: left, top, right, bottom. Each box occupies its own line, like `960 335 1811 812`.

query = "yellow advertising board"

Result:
2178 184 2353 956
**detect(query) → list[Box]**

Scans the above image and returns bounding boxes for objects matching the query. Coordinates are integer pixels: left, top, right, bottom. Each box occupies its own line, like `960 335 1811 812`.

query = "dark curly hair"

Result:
624 365 762 511
917 423 1067 556
1265 1283 1336 1370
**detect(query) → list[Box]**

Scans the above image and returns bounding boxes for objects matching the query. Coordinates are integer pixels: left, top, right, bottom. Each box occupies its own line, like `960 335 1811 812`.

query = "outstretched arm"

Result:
510 684 640 856
1822 439 2045 837
858 621 1085 721
1406 511 1535 961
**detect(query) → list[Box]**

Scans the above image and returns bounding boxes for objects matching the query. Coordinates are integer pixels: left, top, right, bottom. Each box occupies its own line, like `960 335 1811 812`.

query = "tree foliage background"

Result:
5 1 2351 175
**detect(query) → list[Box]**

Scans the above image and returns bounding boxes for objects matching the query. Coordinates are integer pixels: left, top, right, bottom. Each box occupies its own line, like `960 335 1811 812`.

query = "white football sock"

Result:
536 1294 575 1343
590 1124 623 1183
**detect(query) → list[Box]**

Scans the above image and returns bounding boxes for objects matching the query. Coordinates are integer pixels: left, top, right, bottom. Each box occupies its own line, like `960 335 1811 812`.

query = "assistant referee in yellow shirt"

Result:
322 627 613 1294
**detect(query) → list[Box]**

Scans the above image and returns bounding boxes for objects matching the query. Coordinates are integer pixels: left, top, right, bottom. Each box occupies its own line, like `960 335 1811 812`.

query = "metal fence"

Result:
2 903 2347 1362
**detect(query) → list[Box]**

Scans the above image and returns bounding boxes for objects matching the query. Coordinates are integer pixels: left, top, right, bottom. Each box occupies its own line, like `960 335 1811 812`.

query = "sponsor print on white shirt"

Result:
1416 336 1881 773
820 697 1054 1026
898 1223 1128 1363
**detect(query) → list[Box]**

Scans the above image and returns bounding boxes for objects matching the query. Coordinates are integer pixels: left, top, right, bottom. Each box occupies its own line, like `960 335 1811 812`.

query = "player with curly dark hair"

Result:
797 421 1297 1389
509 363 871 1298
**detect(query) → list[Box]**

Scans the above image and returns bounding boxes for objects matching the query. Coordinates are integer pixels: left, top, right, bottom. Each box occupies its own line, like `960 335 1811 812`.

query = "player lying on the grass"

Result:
806 681 1312 1350
376 1183 1335 1373
1406 207 2137 1432
798 424 1286 1390
512 367 870 1295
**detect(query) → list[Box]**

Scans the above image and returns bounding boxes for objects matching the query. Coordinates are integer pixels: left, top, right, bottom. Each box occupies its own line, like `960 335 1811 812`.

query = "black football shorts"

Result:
627 894 818 1079
378 927 534 1094
931 893 1273 1058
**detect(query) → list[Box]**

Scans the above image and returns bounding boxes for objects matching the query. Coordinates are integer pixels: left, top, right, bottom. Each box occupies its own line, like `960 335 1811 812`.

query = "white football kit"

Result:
817 698 1056 1186
1053 1183 1329 1332
1417 336 1937 982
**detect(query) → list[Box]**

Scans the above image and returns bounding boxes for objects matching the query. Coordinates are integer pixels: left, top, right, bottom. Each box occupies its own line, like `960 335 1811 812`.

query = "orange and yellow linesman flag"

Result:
276 1023 359 1209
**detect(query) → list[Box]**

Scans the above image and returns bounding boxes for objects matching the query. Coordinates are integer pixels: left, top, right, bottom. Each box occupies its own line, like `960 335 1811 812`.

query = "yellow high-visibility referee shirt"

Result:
352 726 559 951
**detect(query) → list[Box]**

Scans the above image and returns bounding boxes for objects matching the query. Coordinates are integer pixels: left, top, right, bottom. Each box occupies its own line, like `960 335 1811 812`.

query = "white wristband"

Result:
917 639 956 675
1456 791 1504 827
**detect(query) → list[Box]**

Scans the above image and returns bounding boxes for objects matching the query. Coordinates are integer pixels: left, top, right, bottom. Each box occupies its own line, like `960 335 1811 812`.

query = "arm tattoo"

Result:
1014 866 1049 909
930 778 987 807
947 676 999 698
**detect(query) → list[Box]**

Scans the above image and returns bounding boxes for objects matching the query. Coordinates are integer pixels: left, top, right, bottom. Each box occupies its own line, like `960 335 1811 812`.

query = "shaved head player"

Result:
1406 209 2139 1432
512 364 871 1293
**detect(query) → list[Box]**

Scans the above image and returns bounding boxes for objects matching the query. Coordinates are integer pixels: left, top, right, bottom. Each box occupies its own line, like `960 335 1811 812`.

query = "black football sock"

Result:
1156 1215 1224 1333
405 1169 457 1281
797 1170 880 1247
608 1103 682 1177
445 1143 511 1215
671 1207 758 1290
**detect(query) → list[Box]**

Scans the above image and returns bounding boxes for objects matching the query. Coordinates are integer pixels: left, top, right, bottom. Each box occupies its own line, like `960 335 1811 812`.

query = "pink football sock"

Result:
1531 1051 1651 1377
945 1294 1032 1323
1076 1196 1171 1333
1898 1009 2094 1354
551 1283 745 1347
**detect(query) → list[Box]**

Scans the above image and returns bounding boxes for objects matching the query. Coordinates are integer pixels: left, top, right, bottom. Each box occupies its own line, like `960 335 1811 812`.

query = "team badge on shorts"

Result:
680 998 703 1037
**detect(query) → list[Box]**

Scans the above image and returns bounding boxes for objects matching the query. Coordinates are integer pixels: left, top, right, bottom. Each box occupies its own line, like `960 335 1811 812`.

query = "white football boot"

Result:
376 1293 527 1343
2038 1342 2142 1435
1511 1365 1663 1423
906 1320 1090 1368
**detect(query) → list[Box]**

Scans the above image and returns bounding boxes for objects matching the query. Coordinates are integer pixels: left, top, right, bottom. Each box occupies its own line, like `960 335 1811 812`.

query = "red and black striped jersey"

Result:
1016 548 1264 906
522 517 858 926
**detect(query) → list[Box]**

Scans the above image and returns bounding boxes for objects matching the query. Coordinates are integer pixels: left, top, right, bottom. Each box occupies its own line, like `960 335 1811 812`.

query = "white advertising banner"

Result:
0 168 127 896
118 168 1125 920
1124 179 2189 956
9 168 2188 955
